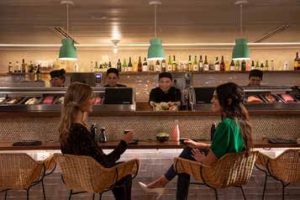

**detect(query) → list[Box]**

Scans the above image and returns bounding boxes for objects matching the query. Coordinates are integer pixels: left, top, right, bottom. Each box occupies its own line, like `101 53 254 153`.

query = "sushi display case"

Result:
190 86 300 111
0 87 136 112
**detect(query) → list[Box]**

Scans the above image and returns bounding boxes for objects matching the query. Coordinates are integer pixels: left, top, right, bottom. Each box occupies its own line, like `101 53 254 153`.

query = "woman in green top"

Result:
139 82 253 200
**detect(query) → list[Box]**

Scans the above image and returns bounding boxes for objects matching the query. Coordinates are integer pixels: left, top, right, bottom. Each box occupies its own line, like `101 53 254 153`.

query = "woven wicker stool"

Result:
256 150 300 200
0 153 46 200
54 153 139 200
174 151 259 200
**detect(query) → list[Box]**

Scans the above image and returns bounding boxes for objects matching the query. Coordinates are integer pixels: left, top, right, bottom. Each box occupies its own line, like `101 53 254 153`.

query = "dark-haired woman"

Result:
59 82 134 200
139 82 253 200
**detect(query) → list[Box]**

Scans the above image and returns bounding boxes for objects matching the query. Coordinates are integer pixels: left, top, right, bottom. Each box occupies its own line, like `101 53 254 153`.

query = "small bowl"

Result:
156 135 169 143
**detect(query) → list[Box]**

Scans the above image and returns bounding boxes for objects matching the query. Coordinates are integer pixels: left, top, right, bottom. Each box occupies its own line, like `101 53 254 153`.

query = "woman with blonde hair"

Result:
59 82 134 200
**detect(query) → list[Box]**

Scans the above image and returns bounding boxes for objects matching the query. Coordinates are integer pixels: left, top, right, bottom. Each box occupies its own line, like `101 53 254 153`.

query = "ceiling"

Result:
0 0 300 45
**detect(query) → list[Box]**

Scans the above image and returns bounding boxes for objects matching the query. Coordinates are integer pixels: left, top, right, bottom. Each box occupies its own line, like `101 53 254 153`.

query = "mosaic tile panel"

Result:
0 115 299 142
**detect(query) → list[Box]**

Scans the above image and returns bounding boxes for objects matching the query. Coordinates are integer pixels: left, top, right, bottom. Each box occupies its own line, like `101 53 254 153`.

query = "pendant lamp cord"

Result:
240 3 243 36
66 3 69 33
154 4 157 38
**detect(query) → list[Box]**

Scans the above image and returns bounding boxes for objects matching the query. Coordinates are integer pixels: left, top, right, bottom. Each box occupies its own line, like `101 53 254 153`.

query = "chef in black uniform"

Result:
104 68 126 87
248 69 263 86
149 72 181 110
50 69 66 87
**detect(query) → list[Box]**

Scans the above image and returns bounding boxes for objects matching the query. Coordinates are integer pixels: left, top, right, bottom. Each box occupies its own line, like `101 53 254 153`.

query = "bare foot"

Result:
147 176 169 188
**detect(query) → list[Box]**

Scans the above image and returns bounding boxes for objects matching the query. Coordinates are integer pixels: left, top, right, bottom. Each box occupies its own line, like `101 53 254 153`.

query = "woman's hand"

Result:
191 148 206 162
122 131 134 143
184 139 199 148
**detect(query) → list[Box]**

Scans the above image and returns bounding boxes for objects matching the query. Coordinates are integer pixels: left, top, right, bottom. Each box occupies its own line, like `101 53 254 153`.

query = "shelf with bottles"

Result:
7 59 54 75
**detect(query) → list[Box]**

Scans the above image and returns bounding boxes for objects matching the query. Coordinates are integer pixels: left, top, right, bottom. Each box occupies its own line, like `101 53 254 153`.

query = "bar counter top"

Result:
0 139 299 151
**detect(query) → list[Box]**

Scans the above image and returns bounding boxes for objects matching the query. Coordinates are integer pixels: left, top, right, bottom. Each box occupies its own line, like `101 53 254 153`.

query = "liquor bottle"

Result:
161 59 166 72
270 60 275 71
108 61 112 68
28 61 34 73
8 62 13 73
251 60 255 70
21 59 27 73
187 55 192 72
294 52 299 71
255 61 259 69
220 56 225 72
137 56 142 72
214 57 220 71
15 61 20 73
122 58 127 72
94 61 98 72
142 57 148 72
198 55 203 71
203 55 209 71
265 60 269 71
35 64 41 81
127 57 133 72
171 120 180 142
167 56 172 72
117 59 122 72
193 56 198 72
241 60 246 72
260 62 264 70
172 55 177 72
90 61 94 72
230 60 235 71
155 60 161 72
235 60 240 71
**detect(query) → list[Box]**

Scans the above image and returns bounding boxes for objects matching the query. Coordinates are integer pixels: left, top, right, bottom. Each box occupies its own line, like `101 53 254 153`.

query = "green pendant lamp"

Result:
59 0 77 61
232 0 250 61
147 1 165 61
59 38 77 60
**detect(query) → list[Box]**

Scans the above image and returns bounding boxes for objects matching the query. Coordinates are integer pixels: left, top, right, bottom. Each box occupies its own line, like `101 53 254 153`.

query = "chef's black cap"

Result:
249 69 263 80
158 72 173 80
50 69 65 79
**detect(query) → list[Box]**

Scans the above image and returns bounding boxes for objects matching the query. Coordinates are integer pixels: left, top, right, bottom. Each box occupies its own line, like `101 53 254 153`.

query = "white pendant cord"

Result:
154 4 157 38
66 3 69 34
240 3 243 36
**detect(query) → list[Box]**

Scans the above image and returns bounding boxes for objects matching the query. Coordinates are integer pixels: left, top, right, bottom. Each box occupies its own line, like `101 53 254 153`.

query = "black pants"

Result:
112 175 132 200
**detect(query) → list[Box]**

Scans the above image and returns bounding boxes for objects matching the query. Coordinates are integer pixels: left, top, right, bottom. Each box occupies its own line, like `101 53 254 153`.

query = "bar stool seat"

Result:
54 153 139 200
0 153 46 200
174 151 259 200
256 149 300 200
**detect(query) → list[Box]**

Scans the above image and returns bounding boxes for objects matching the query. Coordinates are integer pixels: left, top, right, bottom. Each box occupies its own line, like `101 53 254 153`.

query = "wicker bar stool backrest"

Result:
175 151 258 189
268 149 300 183
0 153 44 190
54 154 116 193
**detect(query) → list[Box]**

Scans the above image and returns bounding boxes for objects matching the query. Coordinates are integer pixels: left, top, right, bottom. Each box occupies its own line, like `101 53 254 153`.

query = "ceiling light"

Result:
232 0 250 61
59 0 77 61
147 0 165 61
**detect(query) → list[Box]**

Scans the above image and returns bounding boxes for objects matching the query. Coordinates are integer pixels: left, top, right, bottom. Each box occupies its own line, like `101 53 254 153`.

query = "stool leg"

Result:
68 190 72 200
99 193 102 200
213 188 218 200
240 186 246 200
26 189 30 200
5 190 8 200
42 179 46 200
92 193 95 200
262 173 268 200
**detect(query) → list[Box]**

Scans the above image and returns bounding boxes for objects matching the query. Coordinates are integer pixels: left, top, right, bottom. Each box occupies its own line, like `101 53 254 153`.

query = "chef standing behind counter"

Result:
50 69 66 87
149 72 181 111
104 68 126 87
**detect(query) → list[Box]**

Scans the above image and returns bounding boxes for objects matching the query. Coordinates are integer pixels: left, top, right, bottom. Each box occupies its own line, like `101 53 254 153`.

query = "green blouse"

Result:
211 118 245 158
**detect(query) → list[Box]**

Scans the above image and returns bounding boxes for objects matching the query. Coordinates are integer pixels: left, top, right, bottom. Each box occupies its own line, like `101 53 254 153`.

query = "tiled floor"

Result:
1 149 300 200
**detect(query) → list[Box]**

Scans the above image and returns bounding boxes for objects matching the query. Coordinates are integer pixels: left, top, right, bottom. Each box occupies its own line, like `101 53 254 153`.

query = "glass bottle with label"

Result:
117 59 122 72
198 55 203 71
220 56 225 72
172 55 177 72
241 60 246 72
214 57 220 71
294 52 299 71
161 59 166 72
142 57 148 72
8 62 13 73
187 55 192 72
155 60 161 72
122 59 127 72
127 57 133 72
203 55 209 71
235 60 240 71
167 56 172 72
193 56 198 72
230 60 235 71
251 60 255 70
265 60 269 71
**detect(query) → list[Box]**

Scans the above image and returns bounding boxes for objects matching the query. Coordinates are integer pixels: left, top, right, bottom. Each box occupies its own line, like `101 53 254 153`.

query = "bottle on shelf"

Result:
220 56 225 72
108 61 112 69
214 57 220 71
198 55 203 71
137 56 142 72
142 57 148 72
235 60 240 71
167 56 172 72
294 52 299 71
155 60 161 72
187 55 192 71
28 61 34 73
117 59 122 72
230 60 235 71
251 60 255 70
15 61 21 73
193 55 198 72
255 61 259 69
161 59 166 72
8 62 13 73
94 61 98 72
203 55 209 71
127 57 133 72
90 61 94 72
122 58 127 72
260 62 264 71
270 60 275 71
265 60 269 71
172 55 177 72
241 60 246 72
171 120 180 142
21 59 27 73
